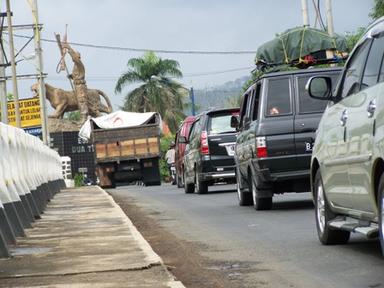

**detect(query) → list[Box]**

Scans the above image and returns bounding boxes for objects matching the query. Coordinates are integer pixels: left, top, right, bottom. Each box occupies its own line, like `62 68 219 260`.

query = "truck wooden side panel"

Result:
92 124 160 163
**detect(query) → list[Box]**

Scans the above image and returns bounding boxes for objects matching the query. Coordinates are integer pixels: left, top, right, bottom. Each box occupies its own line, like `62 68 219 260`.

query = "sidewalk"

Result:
0 186 185 288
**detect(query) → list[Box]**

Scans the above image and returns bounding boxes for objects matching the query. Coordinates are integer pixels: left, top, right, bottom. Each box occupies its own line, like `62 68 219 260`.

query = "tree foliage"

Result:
370 0 384 20
115 51 187 132
345 27 366 52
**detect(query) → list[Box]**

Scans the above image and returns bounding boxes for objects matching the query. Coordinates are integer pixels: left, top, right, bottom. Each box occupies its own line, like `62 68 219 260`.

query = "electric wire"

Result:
11 33 258 55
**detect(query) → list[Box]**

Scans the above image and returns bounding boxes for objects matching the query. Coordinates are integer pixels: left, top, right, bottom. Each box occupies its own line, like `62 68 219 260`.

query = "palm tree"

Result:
115 51 187 132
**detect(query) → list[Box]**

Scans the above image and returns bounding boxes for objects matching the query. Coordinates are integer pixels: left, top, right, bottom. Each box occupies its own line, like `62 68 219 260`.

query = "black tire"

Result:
145 181 161 186
184 171 194 194
378 173 384 256
314 170 350 245
237 169 252 206
195 170 208 194
250 172 272 210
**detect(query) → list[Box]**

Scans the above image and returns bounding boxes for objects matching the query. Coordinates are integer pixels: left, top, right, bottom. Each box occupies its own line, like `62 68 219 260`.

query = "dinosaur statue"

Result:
31 83 113 119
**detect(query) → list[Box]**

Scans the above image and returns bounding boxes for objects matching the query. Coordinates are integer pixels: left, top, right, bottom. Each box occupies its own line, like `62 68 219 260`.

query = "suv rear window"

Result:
297 73 339 113
208 114 237 135
266 78 291 116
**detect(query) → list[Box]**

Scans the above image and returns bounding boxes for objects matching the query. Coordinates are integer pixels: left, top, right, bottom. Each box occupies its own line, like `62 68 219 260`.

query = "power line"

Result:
11 33 258 55
46 66 253 82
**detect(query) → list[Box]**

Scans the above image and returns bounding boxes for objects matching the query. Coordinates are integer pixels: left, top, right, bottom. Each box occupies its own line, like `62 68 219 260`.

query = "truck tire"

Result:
145 181 161 186
314 170 350 245
237 168 252 206
195 170 208 194
184 171 194 194
250 172 272 210
378 173 384 256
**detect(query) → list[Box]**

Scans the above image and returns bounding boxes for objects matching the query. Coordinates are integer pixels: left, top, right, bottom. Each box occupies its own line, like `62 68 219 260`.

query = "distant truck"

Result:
80 111 162 188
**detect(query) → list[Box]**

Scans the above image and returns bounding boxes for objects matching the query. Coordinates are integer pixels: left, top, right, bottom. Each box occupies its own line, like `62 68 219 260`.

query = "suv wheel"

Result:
184 171 194 194
250 173 272 210
378 173 384 255
314 170 350 245
237 169 252 206
195 170 208 194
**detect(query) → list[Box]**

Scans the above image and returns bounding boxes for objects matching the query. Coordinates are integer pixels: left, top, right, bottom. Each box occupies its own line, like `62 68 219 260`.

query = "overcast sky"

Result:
6 0 374 109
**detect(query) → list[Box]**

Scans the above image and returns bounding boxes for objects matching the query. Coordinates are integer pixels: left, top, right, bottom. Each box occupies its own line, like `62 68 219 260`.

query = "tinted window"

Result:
251 83 261 120
341 40 371 98
362 36 384 89
238 92 249 129
208 114 237 135
297 73 339 113
266 78 291 116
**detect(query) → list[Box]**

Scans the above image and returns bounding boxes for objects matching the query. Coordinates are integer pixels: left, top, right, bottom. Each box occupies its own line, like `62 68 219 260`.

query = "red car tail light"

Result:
200 131 210 155
256 136 267 158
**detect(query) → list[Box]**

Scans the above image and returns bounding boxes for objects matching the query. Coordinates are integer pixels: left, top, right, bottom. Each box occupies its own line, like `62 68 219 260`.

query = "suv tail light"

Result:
256 136 267 158
200 131 210 155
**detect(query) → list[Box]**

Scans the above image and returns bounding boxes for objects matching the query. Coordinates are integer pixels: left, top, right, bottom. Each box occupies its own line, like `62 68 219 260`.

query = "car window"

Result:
188 119 200 142
266 77 291 116
297 73 339 113
362 36 384 89
238 92 250 129
340 39 371 98
208 113 237 135
251 83 261 120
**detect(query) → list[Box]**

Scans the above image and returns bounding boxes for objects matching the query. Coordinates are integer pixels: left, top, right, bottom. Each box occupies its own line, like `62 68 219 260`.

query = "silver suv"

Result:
306 17 384 254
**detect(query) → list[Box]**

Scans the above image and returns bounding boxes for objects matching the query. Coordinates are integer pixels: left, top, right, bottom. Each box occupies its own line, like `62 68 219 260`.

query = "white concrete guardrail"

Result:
0 123 65 258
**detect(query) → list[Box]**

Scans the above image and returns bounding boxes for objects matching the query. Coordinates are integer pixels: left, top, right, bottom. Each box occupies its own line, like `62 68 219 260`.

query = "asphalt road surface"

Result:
109 183 384 288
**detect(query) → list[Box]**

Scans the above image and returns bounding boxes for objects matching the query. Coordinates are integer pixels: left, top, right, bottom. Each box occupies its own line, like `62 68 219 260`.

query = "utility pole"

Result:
5 0 21 127
190 87 195 116
0 50 7 124
31 0 49 145
325 0 334 36
301 0 310 26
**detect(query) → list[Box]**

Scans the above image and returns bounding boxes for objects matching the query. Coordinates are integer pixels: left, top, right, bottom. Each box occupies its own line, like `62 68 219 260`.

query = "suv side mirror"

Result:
230 115 239 129
306 76 333 100
178 135 188 144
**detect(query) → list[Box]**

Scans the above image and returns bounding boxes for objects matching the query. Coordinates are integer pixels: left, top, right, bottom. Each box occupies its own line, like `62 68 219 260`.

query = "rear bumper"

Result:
199 156 236 182
200 171 236 181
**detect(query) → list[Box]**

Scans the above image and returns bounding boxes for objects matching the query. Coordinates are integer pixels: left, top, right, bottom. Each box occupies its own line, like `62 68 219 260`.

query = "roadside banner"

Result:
7 97 42 128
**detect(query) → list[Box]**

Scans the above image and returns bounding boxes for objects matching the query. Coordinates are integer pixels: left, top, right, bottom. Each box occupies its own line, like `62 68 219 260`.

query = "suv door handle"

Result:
340 110 348 126
367 99 376 118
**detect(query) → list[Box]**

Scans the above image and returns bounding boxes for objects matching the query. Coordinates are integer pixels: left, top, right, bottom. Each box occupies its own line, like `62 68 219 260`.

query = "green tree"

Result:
115 51 187 132
345 27 366 52
370 0 384 20
64 111 81 121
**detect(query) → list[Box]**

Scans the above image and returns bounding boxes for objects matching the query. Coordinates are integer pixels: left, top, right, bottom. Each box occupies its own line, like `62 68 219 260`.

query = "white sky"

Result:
5 0 374 109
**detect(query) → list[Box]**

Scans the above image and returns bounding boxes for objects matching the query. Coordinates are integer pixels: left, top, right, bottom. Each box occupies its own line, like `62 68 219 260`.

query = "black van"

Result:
232 68 341 210
181 108 240 194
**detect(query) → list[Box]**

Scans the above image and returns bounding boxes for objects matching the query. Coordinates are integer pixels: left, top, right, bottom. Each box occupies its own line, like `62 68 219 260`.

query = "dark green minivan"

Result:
233 68 341 210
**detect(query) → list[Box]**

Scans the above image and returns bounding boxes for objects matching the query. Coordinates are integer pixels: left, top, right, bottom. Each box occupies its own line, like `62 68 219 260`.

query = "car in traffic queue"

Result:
179 108 239 194
306 17 384 254
231 67 341 210
174 116 196 188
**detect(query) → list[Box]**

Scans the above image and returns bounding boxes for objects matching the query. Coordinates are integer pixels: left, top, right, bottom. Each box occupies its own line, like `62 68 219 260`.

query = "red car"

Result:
174 116 196 188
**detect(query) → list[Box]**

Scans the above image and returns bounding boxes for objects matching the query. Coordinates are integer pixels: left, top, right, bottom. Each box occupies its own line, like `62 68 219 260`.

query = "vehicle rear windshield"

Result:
208 113 237 135
297 72 340 113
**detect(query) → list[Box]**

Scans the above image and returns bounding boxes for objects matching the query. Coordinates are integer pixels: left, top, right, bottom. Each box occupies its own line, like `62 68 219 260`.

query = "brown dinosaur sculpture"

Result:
31 83 113 119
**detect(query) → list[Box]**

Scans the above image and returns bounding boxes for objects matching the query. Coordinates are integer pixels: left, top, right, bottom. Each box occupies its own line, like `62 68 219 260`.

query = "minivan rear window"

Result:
208 114 237 135
297 73 339 113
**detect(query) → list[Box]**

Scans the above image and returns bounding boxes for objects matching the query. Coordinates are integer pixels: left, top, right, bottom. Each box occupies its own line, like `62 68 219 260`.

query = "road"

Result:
109 183 384 288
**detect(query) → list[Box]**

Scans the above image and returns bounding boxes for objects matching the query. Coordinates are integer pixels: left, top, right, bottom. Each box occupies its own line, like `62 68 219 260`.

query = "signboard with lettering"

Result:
7 97 42 128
